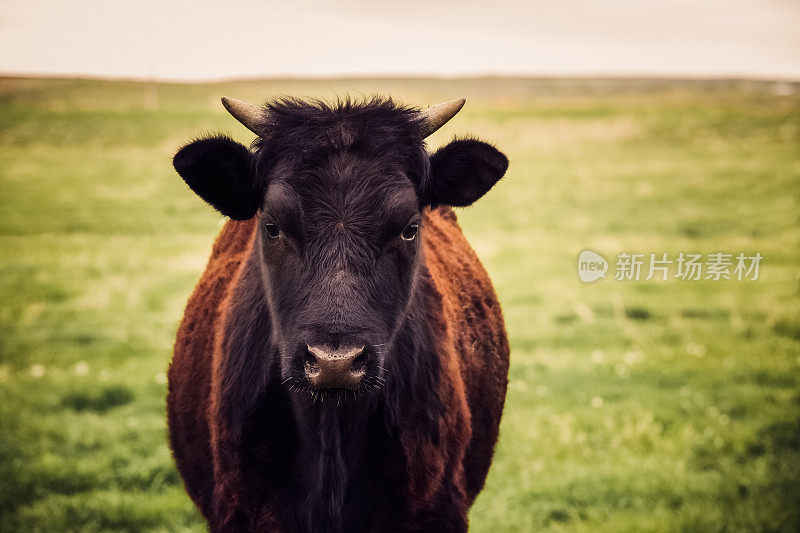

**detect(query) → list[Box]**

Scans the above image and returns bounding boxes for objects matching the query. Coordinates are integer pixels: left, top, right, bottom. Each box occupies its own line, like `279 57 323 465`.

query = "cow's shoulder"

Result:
209 218 257 263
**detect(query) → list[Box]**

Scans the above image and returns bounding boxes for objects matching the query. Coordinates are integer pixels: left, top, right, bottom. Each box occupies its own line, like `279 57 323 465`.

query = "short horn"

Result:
418 97 466 138
221 96 266 136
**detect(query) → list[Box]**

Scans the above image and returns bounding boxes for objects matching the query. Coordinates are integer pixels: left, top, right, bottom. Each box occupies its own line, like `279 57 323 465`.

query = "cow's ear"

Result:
424 138 509 207
173 135 258 220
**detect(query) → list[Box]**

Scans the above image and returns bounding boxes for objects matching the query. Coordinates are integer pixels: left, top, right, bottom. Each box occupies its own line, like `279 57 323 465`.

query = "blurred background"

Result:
1 1 798 531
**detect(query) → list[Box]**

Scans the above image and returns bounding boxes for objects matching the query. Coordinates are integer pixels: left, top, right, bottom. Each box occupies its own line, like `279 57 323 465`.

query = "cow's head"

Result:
173 96 507 399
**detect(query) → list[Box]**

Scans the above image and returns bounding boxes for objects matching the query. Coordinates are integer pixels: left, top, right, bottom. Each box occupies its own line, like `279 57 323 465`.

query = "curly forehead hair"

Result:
251 96 431 190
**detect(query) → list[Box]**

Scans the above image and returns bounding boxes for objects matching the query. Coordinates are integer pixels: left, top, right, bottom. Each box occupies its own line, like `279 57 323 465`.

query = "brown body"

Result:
168 206 509 531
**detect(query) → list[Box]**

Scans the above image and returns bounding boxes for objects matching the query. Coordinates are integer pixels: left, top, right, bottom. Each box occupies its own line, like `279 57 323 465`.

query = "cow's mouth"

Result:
282 367 386 404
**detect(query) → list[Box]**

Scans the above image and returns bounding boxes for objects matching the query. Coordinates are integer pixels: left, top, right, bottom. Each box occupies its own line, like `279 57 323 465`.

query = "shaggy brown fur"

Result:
168 206 509 531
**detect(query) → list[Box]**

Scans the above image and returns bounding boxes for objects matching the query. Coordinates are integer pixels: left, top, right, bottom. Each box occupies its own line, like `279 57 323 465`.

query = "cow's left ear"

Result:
424 138 509 207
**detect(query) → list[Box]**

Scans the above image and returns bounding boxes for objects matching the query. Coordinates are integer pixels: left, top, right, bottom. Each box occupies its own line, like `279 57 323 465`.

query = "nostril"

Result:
304 345 320 375
352 350 367 372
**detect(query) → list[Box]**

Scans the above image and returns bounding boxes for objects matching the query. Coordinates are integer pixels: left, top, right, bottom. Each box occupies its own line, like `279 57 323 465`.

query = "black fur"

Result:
427 138 509 208
173 135 257 220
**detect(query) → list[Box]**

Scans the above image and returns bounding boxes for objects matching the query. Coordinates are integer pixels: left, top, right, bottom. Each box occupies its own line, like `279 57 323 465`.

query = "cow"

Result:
167 95 510 532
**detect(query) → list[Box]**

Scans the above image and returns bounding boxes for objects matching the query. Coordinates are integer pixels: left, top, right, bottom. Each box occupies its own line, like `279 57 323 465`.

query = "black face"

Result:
256 156 424 394
173 97 508 399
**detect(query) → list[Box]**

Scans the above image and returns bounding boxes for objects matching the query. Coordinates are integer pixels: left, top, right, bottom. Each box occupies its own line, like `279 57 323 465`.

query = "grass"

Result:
0 76 798 531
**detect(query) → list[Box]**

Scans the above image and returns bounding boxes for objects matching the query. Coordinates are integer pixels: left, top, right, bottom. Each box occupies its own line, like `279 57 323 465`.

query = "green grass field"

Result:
1 76 798 531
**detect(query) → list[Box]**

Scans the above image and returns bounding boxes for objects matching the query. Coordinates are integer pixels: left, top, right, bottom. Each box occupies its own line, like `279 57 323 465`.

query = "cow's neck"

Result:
291 395 377 532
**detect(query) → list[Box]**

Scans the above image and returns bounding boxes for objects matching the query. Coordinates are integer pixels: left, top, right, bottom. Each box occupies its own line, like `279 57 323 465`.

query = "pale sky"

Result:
1 0 799 80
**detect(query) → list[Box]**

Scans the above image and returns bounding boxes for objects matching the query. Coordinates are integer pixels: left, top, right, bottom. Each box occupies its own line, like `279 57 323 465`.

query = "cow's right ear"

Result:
173 135 258 220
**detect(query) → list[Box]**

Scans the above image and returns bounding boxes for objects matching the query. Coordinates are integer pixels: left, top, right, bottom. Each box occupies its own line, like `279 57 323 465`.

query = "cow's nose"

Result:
304 345 366 389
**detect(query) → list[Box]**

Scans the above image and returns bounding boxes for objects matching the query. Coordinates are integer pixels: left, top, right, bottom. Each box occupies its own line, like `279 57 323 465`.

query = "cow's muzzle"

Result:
303 344 366 389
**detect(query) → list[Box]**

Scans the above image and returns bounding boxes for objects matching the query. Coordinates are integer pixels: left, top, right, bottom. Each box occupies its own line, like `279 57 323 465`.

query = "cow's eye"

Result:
264 223 281 239
400 221 419 241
